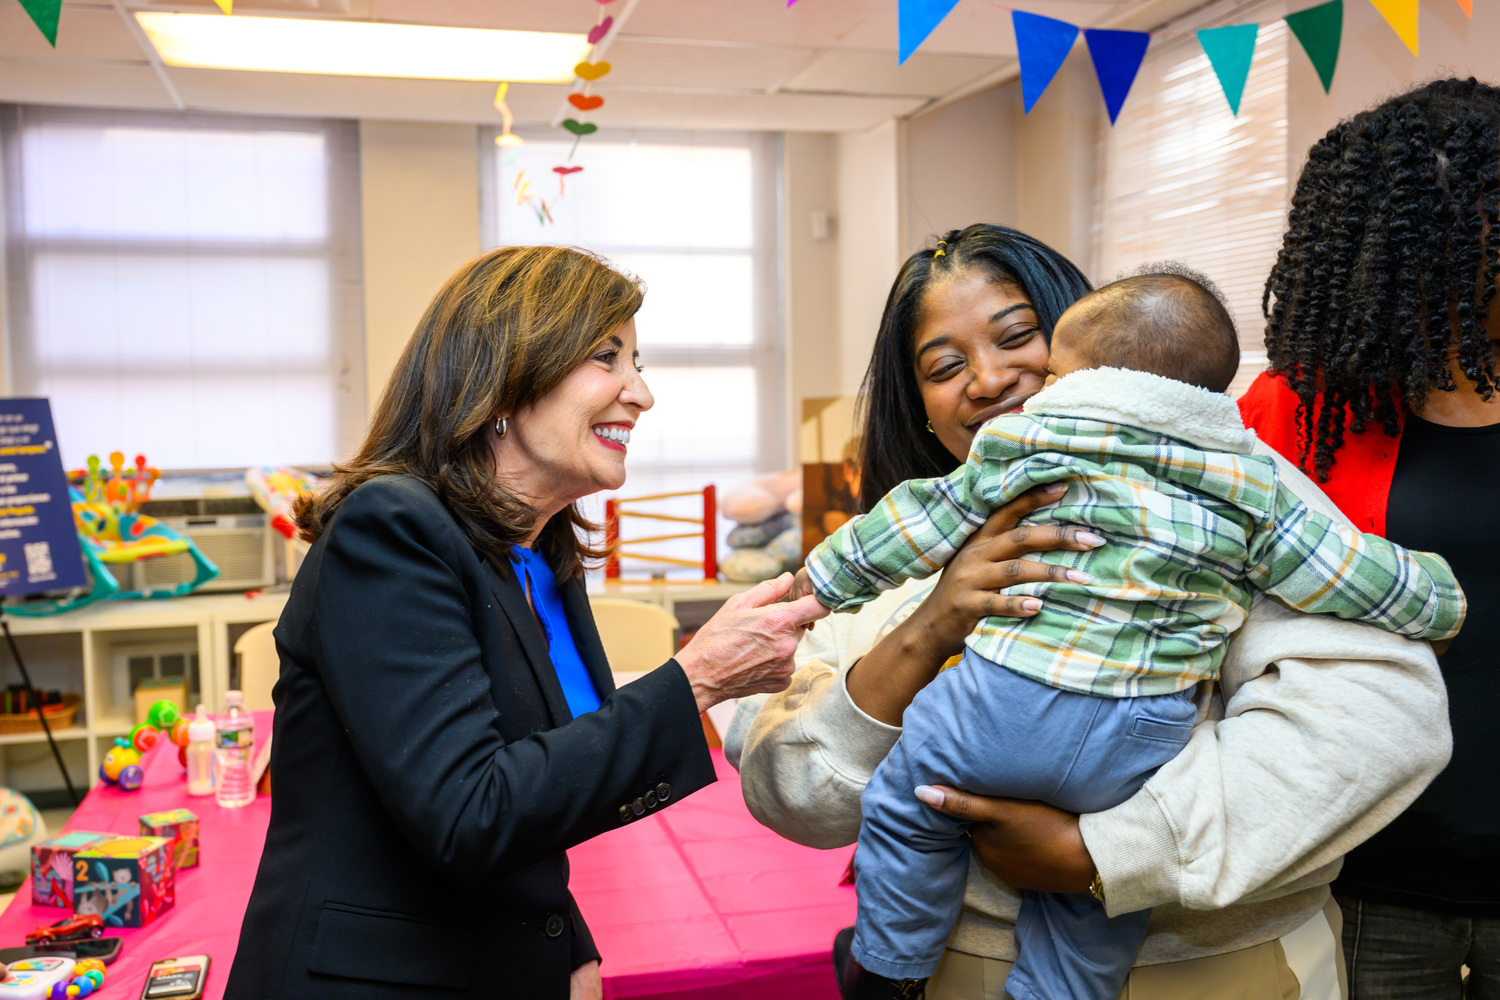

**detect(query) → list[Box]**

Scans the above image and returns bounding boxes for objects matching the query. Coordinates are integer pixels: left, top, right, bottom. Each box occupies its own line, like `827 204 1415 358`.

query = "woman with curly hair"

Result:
1241 77 1500 996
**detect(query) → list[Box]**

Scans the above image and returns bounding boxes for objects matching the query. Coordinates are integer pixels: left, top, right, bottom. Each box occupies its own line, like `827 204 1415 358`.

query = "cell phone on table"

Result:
140 956 209 1000
0 938 123 965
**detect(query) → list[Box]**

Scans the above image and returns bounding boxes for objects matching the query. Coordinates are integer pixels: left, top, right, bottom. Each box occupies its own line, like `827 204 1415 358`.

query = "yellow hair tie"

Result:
935 240 947 259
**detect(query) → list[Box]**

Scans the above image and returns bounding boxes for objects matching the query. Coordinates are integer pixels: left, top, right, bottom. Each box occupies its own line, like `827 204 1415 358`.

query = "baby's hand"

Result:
787 567 816 603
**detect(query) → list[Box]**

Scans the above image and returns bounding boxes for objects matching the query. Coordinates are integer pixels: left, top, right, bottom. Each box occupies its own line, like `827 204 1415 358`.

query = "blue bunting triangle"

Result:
1197 24 1259 115
1013 10 1080 113
899 0 963 64
1083 28 1151 125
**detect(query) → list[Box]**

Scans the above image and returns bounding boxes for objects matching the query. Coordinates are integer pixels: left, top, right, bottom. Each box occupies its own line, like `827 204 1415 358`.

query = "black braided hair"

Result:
1263 77 1500 481
856 224 1091 511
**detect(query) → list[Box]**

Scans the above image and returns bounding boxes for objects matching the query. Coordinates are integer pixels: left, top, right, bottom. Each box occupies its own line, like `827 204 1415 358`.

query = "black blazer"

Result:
224 475 715 999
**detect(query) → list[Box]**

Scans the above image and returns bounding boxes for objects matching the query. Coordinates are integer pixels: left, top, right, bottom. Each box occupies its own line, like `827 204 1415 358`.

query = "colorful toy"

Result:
145 701 181 730
7 453 220 618
30 833 116 908
139 809 199 870
45 964 104 1000
72 836 174 928
245 466 324 540
0 957 74 1000
115 766 143 792
97 743 139 785
25 914 103 944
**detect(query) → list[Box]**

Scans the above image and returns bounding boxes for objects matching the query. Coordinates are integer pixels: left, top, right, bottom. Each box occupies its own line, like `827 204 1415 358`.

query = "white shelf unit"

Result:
1 590 290 793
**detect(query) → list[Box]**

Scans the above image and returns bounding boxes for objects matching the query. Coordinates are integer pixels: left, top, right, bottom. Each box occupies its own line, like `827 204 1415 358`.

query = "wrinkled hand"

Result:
910 483 1105 660
915 785 1095 893
676 573 831 713
569 960 601 1000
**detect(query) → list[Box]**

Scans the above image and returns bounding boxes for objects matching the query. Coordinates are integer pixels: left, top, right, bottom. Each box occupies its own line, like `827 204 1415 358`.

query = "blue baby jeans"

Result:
850 649 1198 1000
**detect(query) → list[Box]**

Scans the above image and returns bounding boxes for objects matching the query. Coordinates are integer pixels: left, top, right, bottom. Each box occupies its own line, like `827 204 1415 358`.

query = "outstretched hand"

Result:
915 784 1096 894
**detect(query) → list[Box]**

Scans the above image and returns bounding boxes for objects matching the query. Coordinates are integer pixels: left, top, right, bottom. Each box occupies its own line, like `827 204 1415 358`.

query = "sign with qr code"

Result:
0 399 86 596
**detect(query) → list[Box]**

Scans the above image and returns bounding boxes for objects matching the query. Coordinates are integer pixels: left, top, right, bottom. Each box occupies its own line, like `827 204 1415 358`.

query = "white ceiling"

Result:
0 0 1209 131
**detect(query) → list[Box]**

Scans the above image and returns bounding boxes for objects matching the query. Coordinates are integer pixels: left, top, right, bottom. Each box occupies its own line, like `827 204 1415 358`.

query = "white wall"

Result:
835 120 905 398
358 121 482 410
783 132 841 458
902 81 1021 254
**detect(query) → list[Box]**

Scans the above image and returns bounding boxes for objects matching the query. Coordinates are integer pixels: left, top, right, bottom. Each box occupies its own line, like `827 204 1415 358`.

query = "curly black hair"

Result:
1263 77 1500 481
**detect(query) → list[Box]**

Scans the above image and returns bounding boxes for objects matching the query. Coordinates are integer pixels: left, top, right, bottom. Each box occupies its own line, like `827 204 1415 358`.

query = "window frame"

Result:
0 104 366 473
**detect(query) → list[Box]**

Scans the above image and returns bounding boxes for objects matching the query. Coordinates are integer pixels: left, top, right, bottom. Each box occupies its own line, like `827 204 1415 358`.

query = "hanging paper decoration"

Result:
1084 28 1151 125
1368 0 1419 55
899 0 964 64
1455 0 1473 16
493 82 524 147
1285 0 1343 93
1012 10 1080 114
212 0 232 12
1197 24 1259 115
17 0 62 46
589 17 613 43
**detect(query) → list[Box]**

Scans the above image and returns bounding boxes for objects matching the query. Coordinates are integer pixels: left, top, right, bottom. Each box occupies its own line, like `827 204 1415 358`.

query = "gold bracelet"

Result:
1088 872 1105 904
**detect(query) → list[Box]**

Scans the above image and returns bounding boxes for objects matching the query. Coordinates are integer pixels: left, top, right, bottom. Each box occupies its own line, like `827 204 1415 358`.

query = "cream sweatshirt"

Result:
725 441 1453 966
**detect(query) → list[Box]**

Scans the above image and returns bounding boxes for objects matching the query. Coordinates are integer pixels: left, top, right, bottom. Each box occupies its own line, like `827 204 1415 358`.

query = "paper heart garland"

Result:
588 17 613 44
574 61 611 81
568 94 605 111
563 120 599 136
553 166 584 175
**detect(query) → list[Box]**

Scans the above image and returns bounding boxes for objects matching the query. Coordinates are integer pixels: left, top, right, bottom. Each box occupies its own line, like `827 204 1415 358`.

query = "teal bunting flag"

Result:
1285 0 1343 93
18 0 62 45
1013 10 1080 113
898 0 963 64
1083 28 1151 125
1197 23 1259 115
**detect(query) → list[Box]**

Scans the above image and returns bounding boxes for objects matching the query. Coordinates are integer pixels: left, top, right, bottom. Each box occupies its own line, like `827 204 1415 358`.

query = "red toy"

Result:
25 913 104 943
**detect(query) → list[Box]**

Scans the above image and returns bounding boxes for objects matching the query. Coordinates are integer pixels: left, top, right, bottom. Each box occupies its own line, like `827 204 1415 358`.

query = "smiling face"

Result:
492 317 654 530
912 268 1051 461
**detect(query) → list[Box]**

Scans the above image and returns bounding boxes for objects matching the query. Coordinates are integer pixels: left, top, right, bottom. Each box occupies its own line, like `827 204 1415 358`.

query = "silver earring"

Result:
495 416 508 439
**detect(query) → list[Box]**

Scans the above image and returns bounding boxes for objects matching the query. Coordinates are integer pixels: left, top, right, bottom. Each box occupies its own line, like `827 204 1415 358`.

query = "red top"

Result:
1237 370 1403 535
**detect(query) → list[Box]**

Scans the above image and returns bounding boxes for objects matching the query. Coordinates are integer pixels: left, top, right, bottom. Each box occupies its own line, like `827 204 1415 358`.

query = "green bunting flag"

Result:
18 0 62 46
1197 24 1259 115
1284 0 1343 93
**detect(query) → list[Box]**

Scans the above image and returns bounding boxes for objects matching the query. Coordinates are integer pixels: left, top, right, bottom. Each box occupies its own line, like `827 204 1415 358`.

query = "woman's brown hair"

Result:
295 244 644 579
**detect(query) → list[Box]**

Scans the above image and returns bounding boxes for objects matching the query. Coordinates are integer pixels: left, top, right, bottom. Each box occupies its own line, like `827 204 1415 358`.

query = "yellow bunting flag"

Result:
1368 0 1418 55
212 0 231 11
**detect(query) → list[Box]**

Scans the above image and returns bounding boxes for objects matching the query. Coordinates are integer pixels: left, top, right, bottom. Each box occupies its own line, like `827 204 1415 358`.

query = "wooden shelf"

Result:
0 726 89 746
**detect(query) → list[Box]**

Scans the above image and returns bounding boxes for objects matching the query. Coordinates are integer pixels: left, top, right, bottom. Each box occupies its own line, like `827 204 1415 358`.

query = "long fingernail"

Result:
1078 532 1106 547
915 785 943 807
1067 570 1093 584
1021 598 1041 613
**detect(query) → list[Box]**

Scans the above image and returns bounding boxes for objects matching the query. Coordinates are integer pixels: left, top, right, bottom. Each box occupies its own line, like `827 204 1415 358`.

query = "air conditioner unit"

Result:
128 514 276 594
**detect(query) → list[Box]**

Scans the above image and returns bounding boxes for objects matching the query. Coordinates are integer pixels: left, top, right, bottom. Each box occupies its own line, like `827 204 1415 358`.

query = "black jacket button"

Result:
631 798 645 816
644 790 658 809
656 782 671 802
618 804 632 823
545 914 565 937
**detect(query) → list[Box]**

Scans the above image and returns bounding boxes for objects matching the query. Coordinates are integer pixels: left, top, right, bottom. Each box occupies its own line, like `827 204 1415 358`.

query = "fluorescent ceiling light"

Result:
135 12 592 83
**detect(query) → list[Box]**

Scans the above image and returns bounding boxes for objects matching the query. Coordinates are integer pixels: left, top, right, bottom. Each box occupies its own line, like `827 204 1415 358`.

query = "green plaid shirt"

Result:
807 411 1465 698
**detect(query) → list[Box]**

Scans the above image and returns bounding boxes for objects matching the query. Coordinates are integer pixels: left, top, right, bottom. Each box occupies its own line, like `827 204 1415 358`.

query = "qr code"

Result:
23 540 53 579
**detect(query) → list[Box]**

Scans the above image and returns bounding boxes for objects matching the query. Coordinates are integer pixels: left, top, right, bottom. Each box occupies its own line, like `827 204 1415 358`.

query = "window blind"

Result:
1 106 365 471
1092 16 1288 399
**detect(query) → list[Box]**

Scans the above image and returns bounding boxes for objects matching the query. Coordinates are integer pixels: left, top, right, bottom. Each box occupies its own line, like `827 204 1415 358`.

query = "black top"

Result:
1334 414 1500 916
222 475 715 999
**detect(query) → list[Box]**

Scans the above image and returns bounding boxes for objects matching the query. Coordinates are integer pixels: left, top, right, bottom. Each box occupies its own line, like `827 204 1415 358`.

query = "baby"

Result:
798 267 1466 1000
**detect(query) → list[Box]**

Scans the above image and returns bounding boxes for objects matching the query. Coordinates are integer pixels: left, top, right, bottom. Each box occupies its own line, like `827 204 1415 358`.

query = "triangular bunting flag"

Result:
1197 24 1259 115
1084 28 1151 125
213 0 232 11
1368 0 1418 55
899 0 963 64
1013 10 1080 113
18 0 62 46
1285 0 1343 93
1455 0 1472 15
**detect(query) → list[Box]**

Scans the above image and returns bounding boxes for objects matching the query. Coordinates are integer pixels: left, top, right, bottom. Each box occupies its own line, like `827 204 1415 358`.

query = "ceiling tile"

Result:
0 5 144 61
782 48 1009 97
606 39 817 91
0 58 176 109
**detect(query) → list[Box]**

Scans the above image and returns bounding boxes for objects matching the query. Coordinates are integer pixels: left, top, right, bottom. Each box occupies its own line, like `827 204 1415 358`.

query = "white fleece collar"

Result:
1022 366 1257 455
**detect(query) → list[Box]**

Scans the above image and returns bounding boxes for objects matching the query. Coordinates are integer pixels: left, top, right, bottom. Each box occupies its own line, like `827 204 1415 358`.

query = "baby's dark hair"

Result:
1068 262 1240 392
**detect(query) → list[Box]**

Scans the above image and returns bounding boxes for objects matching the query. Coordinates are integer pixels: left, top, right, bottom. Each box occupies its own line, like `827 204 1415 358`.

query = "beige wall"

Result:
1015 56 1101 274
358 121 481 410
783 132 842 461
835 119 905 399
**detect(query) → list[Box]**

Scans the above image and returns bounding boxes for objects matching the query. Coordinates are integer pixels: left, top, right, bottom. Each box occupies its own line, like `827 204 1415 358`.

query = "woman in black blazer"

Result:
224 246 827 999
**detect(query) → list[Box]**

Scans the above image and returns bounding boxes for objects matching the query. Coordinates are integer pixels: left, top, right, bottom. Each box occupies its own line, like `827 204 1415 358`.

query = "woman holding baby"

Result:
728 223 1453 998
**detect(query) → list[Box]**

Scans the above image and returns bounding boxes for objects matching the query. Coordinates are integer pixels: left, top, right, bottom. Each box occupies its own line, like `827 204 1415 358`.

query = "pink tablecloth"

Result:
0 719 854 1000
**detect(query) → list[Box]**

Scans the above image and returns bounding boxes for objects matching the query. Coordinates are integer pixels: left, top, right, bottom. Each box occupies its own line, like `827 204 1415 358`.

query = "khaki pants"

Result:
928 899 1348 1000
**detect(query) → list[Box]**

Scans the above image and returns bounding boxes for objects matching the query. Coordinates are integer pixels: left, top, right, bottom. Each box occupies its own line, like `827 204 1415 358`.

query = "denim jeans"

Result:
1338 894 1500 999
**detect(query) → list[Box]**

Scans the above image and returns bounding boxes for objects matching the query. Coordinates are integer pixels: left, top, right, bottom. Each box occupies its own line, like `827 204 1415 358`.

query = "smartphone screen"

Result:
141 956 209 1000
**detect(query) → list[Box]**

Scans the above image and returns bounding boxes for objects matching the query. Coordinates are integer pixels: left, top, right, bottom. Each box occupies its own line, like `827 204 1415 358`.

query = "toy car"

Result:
24 914 104 944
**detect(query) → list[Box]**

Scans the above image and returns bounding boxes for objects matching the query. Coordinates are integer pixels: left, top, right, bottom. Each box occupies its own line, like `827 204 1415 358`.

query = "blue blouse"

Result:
508 545 602 717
